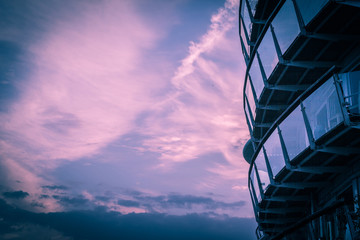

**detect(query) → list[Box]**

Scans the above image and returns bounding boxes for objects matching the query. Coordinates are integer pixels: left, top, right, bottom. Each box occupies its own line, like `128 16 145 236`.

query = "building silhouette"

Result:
239 0 360 239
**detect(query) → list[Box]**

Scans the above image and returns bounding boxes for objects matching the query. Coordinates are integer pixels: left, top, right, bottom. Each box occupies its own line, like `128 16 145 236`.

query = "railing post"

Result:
249 75 260 108
244 109 254 137
333 74 351 126
277 126 293 169
270 24 284 64
291 0 306 35
255 165 265 199
300 102 316 149
250 178 259 207
245 95 256 127
256 52 269 88
263 147 275 184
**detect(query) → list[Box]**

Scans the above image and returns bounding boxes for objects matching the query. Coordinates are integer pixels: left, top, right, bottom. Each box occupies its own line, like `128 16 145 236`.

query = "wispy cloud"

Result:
0 0 250 215
0 0 168 204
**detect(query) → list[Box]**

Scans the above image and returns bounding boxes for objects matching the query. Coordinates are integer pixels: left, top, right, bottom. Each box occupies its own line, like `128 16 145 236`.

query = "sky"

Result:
0 0 254 239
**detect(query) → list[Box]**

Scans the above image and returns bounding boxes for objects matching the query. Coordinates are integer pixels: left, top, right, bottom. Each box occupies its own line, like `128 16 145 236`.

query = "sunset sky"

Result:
0 0 255 238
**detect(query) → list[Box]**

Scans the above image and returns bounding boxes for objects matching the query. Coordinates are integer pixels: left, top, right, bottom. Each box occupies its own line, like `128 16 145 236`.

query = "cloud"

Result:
0 199 257 240
42 185 68 191
117 199 140 207
0 0 251 217
0 0 169 206
2 191 29 199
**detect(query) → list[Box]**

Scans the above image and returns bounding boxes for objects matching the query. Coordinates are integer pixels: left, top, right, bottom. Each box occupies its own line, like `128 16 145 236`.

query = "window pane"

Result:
272 0 300 54
249 55 264 99
251 167 261 202
240 18 250 57
246 78 257 120
257 29 279 79
295 0 328 26
241 0 252 41
264 130 285 177
245 100 253 131
280 105 309 160
255 149 271 192
339 71 360 119
303 78 344 140
249 0 259 16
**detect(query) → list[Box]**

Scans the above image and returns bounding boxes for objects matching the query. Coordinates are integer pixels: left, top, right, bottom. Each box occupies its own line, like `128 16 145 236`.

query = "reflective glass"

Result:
245 99 254 130
246 78 257 120
280 105 309 160
295 0 328 26
251 167 261 202
248 0 259 16
339 71 360 118
264 129 285 177
272 0 300 54
257 29 279 79
249 56 264 99
303 78 344 140
242 0 252 41
255 149 271 192
240 18 250 57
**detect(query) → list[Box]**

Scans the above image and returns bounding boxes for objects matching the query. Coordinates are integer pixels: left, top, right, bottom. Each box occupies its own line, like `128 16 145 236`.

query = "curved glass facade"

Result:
249 73 359 202
241 0 360 238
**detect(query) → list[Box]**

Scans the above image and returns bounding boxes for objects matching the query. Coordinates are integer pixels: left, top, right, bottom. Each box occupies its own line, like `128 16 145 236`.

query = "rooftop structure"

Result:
239 0 360 239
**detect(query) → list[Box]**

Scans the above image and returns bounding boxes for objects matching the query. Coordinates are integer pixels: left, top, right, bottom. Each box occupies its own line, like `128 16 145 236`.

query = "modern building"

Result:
239 0 360 239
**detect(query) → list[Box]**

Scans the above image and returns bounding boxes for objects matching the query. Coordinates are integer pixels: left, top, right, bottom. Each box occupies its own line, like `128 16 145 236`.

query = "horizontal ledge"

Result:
273 181 327 189
262 195 309 202
258 207 304 214
257 104 288 110
316 146 360 155
267 84 310 91
294 166 347 174
305 32 360 41
281 60 337 69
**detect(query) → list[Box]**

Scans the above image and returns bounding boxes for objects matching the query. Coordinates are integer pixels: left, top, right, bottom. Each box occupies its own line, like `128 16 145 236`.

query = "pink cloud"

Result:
0 0 169 209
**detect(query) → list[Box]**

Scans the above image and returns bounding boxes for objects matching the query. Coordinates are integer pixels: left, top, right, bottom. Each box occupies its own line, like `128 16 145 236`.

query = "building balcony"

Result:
247 70 360 236
240 0 360 140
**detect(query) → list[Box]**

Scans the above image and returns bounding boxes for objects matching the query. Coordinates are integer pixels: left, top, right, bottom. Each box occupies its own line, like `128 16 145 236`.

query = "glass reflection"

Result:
303 78 343 140
251 167 261 202
295 0 328 26
264 130 284 177
242 0 252 41
246 78 257 120
240 17 250 57
339 71 360 119
248 0 259 16
249 56 264 99
255 149 271 191
245 98 254 130
272 0 300 54
280 105 309 160
257 29 279 79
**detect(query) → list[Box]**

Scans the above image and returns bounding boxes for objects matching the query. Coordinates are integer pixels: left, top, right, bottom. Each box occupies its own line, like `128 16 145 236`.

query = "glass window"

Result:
272 0 300 54
251 167 261 202
280 105 309 160
240 18 250 57
246 78 257 120
339 71 360 118
257 28 279 79
241 0 252 41
248 0 259 17
295 0 328 26
249 56 264 99
303 78 344 140
255 149 271 192
245 99 254 131
264 129 285 177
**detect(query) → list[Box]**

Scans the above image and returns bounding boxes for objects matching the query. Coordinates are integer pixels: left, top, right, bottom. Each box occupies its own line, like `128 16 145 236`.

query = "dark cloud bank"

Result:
0 199 256 240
